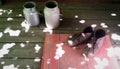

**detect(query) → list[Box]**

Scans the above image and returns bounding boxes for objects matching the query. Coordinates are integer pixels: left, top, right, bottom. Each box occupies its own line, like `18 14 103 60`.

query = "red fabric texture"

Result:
41 34 118 69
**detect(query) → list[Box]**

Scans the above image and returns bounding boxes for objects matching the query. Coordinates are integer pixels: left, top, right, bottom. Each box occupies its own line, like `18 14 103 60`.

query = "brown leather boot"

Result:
67 26 94 47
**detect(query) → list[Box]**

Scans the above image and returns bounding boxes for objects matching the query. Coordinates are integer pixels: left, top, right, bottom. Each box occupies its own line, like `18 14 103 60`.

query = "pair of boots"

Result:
67 26 94 47
67 26 106 55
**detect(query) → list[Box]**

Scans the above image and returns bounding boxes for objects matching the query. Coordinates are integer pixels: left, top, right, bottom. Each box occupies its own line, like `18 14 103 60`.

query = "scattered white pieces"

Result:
94 57 109 69
107 47 120 59
0 12 3 15
26 65 31 69
4 27 10 33
27 67 31 69
107 47 114 58
69 35 72 38
34 57 41 62
56 43 64 47
0 32 3 38
9 30 21 36
68 40 73 46
59 18 63 21
43 28 53 34
0 43 16 58
0 9 3 12
89 53 94 56
111 13 117 16
3 10 7 13
7 10 13 15
87 43 92 48
72 47 76 50
54 43 65 60
68 67 76 69
111 33 120 41
106 29 110 33
80 61 85 65
82 33 85 37
4 27 21 36
82 53 89 62
3 43 15 49
117 24 120 27
7 17 13 21
13 57 18 60
100 23 108 28
75 15 78 18
55 47 65 58
91 24 97 28
113 47 120 59
79 20 86 24
26 65 30 68
20 43 25 48
0 9 13 15
100 23 105 26
0 9 3 15
34 44 41 53
31 32 35 36
102 25 108 28
47 59 51 64
59 43 64 46
21 20 31 33
1 61 5 65
56 44 61 47
3 64 18 69
18 14 22 16
67 38 73 46
26 41 30 44
54 55 60 60
16 14 22 17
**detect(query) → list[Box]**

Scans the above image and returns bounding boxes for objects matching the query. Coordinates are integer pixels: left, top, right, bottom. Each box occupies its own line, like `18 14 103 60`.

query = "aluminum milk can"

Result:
23 1 39 26
44 1 60 29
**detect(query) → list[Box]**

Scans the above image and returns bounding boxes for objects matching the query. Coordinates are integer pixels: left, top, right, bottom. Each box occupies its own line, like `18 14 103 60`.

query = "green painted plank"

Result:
55 19 120 34
0 59 41 69
62 10 120 19
2 2 120 10
0 17 24 21
0 20 46 29
0 42 43 58
53 28 120 34
58 19 120 28
59 3 120 10
0 30 45 42
0 9 120 19
1 3 120 19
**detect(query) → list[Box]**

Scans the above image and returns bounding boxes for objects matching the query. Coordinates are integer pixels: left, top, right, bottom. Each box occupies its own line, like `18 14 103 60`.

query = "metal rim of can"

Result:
45 1 58 8
23 1 36 8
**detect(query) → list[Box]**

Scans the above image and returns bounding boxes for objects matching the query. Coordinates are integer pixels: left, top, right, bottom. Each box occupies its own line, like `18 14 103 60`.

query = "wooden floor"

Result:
0 2 120 69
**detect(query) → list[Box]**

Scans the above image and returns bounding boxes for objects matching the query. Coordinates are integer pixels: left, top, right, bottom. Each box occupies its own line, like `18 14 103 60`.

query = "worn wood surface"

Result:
0 2 120 69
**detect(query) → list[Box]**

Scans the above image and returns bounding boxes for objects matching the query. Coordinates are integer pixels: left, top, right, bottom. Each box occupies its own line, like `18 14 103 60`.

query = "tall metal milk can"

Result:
23 2 39 26
44 1 60 29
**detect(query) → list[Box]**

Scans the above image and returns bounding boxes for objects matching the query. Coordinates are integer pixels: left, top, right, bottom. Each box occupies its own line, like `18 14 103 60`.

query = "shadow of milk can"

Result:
0 0 4 5
23 2 39 26
44 1 60 29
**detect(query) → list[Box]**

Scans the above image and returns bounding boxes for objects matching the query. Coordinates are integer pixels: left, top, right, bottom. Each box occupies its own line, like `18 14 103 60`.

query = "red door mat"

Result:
41 33 119 69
